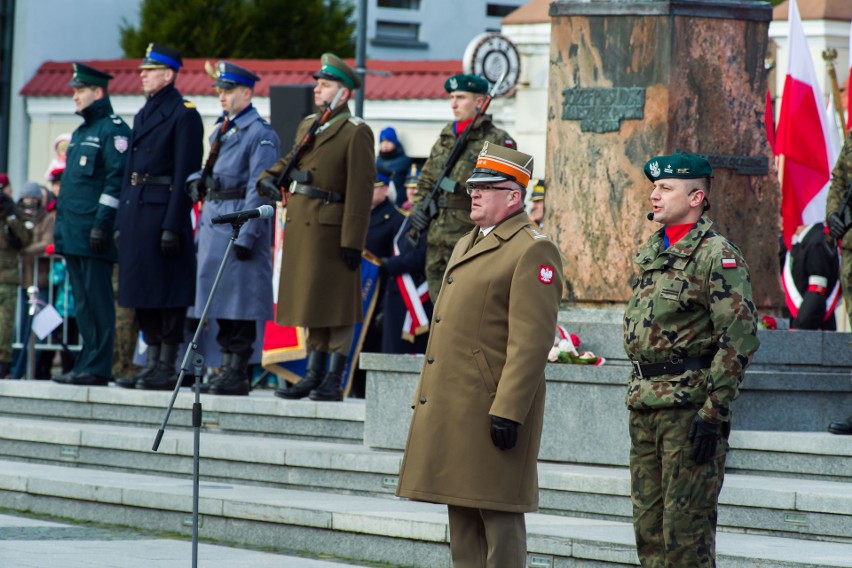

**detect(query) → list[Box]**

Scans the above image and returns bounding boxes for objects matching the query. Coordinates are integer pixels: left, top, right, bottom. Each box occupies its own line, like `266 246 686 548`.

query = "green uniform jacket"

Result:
55 97 130 261
260 105 375 328
623 216 760 424
827 132 852 250
397 212 563 513
412 114 516 213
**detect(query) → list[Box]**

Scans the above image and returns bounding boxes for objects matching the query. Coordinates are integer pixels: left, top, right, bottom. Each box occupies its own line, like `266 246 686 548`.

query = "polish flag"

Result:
775 0 840 249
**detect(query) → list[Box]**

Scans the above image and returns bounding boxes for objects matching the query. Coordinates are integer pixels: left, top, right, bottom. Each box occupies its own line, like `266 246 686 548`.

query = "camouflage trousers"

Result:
840 248 852 326
425 207 475 300
112 267 139 378
629 407 727 568
0 283 16 362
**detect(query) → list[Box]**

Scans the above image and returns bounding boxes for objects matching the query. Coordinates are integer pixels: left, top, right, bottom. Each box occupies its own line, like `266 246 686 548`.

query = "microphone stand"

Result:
151 220 246 568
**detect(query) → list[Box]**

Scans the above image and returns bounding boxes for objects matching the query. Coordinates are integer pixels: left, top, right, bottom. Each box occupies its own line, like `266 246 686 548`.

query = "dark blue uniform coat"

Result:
189 106 280 321
117 83 203 308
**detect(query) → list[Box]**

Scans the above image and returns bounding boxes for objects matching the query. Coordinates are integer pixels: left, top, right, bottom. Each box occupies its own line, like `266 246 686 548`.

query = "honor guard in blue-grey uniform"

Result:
185 62 280 396
52 63 131 386
115 44 204 391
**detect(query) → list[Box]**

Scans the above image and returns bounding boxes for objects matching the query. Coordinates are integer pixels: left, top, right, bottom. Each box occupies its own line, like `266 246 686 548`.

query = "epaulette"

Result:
395 206 407 216
259 139 275 146
305 113 318 121
183 100 196 109
524 225 550 240
110 114 124 125
348 116 365 126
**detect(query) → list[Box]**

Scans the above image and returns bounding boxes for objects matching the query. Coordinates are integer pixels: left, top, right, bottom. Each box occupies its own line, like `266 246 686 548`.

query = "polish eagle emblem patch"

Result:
539 265 554 284
648 161 661 178
114 136 129 153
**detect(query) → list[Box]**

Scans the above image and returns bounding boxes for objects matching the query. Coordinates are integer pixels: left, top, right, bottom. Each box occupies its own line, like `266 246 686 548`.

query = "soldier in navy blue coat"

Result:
115 44 203 390
51 63 131 386
185 62 280 396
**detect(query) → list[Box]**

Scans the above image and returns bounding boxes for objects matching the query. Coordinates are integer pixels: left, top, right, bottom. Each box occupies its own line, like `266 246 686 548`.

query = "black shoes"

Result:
828 416 852 435
210 353 250 396
309 352 347 402
136 343 179 390
51 372 109 386
116 344 161 389
275 350 327 400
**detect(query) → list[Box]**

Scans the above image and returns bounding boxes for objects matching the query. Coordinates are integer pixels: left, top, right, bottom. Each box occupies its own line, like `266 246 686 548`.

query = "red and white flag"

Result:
776 0 840 249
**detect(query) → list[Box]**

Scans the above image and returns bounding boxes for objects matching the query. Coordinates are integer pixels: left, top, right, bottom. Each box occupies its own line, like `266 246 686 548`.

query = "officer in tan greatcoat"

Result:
257 53 375 402
396 144 563 567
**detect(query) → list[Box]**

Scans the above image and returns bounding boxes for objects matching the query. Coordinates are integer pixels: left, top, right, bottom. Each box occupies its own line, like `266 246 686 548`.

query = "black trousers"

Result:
136 307 186 346
216 319 255 358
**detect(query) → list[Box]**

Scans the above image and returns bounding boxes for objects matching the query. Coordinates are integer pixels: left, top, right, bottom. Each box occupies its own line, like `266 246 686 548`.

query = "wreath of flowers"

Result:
548 326 605 366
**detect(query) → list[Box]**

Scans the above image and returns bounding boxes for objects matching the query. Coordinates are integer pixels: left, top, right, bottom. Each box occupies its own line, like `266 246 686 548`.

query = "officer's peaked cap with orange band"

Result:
466 142 533 188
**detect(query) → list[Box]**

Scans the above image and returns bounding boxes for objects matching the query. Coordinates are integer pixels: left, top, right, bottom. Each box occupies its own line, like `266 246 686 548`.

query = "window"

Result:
486 3 520 18
372 20 428 49
378 0 420 9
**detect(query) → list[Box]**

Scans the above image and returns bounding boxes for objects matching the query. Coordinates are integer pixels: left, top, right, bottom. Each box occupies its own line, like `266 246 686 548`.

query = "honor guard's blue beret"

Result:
68 62 113 88
444 74 489 95
313 53 361 90
644 152 713 182
139 43 183 70
213 61 260 89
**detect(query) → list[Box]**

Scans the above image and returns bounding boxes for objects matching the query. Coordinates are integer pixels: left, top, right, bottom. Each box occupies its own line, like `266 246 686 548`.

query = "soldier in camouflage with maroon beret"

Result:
623 152 760 568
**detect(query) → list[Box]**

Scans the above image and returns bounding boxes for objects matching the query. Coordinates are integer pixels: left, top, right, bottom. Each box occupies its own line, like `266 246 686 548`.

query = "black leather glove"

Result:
161 229 180 259
340 247 361 271
408 206 431 232
688 415 721 465
233 244 251 261
89 226 106 254
827 210 852 240
256 176 282 201
186 179 204 203
490 416 519 451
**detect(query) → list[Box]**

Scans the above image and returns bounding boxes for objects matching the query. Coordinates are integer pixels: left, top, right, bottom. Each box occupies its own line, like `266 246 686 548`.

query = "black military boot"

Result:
196 352 231 394
136 343 179 390
309 352 346 402
275 350 327 400
116 344 160 389
211 353 250 396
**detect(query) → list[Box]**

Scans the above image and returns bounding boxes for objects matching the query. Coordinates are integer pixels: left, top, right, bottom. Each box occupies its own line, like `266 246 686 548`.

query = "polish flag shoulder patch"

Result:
721 258 737 269
539 265 554 284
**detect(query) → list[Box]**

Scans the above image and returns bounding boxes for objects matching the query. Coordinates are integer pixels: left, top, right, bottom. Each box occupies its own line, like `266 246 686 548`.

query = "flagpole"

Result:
822 48 846 137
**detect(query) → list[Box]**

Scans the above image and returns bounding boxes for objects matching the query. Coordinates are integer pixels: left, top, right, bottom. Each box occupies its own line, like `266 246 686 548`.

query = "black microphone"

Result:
212 204 274 225
646 212 654 221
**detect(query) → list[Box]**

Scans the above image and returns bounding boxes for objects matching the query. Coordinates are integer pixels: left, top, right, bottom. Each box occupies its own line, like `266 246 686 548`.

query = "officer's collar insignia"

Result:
649 161 660 178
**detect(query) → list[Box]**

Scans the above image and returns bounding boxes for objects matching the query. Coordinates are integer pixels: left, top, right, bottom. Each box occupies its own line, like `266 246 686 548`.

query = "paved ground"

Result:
0 512 372 568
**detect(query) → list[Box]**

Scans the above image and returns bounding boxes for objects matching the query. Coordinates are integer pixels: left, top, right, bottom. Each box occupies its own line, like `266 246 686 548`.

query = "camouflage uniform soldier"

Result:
0 193 31 377
623 153 760 567
408 74 516 299
825 132 852 435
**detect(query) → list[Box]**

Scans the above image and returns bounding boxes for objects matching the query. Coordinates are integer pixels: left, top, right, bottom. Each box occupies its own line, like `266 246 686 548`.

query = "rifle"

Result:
197 112 230 193
407 73 504 246
273 87 346 193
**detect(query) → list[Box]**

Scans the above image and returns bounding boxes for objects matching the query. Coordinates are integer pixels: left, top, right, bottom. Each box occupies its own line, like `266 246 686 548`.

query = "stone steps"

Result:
0 381 364 445
2 459 851 568
0 416 849 544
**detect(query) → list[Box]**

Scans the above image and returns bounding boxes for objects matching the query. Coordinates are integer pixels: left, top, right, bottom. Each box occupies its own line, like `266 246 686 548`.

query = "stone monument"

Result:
547 0 781 309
